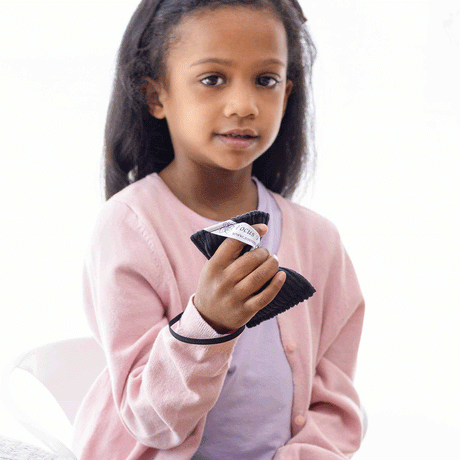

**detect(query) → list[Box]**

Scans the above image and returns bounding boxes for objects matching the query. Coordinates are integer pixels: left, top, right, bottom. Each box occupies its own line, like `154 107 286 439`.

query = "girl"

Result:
72 0 366 459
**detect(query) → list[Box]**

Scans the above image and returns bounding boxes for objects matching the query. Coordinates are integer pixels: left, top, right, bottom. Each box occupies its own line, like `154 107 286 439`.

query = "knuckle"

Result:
241 301 254 314
257 291 272 308
247 300 262 316
232 283 245 299
252 269 266 285
255 247 270 260
270 255 280 269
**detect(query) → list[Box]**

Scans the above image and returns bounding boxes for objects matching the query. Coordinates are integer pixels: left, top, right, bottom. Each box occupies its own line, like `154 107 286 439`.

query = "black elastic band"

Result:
169 312 245 345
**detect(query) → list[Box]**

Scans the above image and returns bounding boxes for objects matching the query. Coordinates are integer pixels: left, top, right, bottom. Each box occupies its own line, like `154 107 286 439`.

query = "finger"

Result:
225 246 271 284
243 270 286 313
210 223 268 270
234 253 280 299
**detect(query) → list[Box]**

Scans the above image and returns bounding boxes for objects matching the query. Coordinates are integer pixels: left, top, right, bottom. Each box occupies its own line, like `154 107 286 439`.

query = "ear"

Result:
144 77 166 119
282 79 293 116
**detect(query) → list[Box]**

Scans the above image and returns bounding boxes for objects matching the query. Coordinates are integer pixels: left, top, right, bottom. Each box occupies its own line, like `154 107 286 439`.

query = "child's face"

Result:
146 6 293 174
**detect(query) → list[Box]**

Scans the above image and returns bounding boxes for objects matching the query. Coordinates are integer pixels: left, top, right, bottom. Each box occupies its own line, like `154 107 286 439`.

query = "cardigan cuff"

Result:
169 312 245 345
174 293 240 337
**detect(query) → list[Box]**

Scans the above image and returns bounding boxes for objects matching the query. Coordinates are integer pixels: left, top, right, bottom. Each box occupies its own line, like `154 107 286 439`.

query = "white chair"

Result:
1 337 106 460
1 337 368 459
361 404 368 441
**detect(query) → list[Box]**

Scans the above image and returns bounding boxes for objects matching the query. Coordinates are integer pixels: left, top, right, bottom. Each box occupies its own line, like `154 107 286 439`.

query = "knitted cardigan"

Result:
72 172 365 460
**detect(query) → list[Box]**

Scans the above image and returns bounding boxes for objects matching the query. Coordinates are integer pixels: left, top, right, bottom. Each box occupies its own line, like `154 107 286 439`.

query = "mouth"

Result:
215 133 259 150
219 134 258 139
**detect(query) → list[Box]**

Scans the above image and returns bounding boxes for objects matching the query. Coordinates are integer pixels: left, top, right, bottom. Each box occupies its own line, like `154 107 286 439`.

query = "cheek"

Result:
181 92 213 119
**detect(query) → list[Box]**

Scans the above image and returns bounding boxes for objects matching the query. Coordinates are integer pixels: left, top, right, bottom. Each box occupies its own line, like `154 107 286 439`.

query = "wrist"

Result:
200 314 236 335
192 294 237 334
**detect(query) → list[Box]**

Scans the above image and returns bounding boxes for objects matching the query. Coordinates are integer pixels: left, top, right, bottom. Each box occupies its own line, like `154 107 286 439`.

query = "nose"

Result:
223 80 259 119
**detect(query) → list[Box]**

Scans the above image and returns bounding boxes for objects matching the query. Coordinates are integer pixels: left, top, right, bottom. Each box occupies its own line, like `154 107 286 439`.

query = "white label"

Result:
203 220 260 249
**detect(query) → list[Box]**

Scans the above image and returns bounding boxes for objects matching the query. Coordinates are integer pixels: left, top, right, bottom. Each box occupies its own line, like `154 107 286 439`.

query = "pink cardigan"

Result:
72 173 365 460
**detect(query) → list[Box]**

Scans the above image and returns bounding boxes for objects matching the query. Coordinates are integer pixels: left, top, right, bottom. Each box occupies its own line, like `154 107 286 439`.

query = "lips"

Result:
215 133 258 150
219 129 258 138
220 134 256 139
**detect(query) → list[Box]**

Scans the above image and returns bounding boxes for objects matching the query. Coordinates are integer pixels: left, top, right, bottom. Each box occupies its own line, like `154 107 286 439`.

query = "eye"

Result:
200 75 225 87
257 76 281 88
200 74 281 88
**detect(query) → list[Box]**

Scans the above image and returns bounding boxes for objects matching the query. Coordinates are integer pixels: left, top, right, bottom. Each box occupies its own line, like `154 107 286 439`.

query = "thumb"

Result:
252 223 268 238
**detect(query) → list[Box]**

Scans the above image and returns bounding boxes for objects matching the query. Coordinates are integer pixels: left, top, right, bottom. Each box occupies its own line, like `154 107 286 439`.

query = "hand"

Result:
193 223 287 334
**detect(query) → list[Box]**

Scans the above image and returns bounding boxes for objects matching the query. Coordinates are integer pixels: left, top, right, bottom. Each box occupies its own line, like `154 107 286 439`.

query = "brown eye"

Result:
258 76 280 88
201 75 224 86
200 74 280 88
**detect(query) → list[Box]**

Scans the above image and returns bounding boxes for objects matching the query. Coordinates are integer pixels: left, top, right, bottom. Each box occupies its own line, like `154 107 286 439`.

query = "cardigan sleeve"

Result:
83 199 240 450
274 228 365 460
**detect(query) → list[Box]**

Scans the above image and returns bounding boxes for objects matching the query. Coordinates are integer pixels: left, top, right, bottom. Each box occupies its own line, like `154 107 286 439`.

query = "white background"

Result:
0 0 459 457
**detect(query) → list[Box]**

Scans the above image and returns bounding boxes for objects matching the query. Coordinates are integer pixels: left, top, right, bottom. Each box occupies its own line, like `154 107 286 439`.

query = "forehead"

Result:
169 6 289 67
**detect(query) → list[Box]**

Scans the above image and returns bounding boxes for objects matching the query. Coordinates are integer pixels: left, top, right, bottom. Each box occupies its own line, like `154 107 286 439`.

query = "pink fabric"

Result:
72 172 365 460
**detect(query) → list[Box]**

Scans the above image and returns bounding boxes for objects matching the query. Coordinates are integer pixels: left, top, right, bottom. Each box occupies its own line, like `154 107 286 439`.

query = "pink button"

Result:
286 343 296 353
294 415 305 426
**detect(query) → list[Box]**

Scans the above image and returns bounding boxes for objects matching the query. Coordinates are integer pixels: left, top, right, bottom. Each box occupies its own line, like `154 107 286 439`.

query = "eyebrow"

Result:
190 57 286 68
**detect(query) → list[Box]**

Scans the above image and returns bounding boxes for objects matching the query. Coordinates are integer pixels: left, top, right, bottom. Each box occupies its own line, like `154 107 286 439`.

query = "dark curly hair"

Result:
104 0 317 201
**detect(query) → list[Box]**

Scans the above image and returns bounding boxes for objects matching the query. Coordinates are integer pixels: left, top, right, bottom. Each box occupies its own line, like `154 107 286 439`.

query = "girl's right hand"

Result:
193 223 287 334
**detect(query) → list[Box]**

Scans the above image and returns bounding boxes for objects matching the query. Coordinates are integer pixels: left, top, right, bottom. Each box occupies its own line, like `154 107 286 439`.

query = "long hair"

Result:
104 0 317 201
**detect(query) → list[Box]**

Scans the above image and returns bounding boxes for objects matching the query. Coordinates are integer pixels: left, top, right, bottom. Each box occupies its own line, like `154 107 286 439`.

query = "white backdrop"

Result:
0 0 459 458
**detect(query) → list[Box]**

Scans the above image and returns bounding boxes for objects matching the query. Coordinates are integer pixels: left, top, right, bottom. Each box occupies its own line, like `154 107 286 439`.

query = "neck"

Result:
158 161 258 221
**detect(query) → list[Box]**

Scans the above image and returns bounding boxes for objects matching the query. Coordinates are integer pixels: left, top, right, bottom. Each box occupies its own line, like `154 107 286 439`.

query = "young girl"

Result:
72 0 365 459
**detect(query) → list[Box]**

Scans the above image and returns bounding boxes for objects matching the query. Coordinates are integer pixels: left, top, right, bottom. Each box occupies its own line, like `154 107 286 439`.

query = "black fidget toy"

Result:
190 210 316 328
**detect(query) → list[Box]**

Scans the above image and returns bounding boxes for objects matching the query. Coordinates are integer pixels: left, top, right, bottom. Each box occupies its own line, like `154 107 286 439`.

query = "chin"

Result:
219 156 258 170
